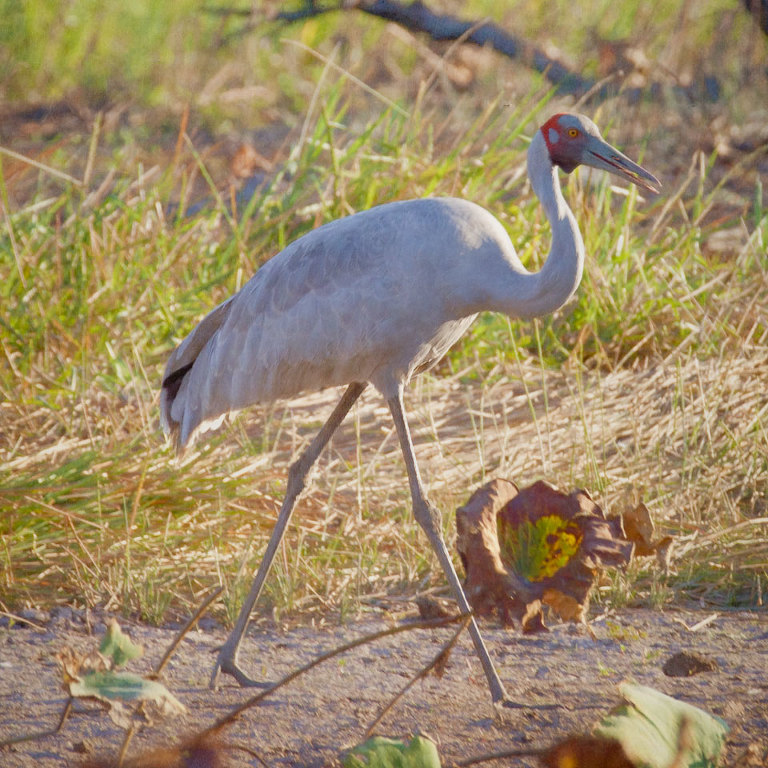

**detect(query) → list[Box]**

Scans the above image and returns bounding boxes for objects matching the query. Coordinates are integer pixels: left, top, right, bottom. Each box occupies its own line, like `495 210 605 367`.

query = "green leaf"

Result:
594 683 729 768
498 513 581 581
69 670 185 714
343 736 442 768
99 619 143 669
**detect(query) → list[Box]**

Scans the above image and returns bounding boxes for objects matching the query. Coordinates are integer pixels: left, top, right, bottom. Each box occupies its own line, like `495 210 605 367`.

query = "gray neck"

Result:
491 131 585 319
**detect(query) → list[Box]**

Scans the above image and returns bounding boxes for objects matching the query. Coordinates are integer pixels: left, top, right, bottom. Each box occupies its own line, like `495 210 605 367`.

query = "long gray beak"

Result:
586 140 661 194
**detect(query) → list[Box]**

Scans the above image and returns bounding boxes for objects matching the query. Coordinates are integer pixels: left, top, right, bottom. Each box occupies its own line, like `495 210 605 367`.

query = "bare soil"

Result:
1 606 766 767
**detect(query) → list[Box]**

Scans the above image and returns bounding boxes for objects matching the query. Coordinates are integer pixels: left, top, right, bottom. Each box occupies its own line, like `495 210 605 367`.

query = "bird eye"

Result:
568 128 579 138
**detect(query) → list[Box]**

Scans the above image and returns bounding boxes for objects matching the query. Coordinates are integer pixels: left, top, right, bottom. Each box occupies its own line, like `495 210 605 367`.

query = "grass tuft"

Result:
2 3 767 625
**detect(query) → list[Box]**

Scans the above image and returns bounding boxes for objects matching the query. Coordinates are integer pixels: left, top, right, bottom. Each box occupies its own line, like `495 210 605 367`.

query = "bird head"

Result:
541 113 661 194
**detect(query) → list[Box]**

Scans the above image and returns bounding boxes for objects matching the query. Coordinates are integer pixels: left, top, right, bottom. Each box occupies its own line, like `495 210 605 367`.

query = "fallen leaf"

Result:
594 682 729 768
499 514 582 581
520 599 546 634
82 731 227 768
540 734 635 768
344 735 441 768
621 503 656 555
68 670 186 714
456 479 633 630
99 619 143 669
542 589 586 624
56 645 106 684
622 502 674 569
455 479 530 627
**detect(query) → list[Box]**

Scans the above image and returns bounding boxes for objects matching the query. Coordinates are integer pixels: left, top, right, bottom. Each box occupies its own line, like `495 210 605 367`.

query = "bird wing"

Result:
161 198 510 453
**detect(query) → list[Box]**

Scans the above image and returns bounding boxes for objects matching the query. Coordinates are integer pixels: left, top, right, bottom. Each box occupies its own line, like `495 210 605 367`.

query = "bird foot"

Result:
209 648 272 690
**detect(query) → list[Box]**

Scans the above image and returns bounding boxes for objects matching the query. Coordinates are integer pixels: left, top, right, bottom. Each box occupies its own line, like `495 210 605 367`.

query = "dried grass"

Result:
2 18 767 621
8 334 763 621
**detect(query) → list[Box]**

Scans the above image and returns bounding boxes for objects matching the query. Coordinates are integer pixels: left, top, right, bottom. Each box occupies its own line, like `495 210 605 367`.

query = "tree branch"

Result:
205 0 722 104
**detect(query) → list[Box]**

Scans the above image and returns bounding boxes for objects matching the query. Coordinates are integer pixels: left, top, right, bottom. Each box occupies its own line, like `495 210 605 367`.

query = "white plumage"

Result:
160 113 659 704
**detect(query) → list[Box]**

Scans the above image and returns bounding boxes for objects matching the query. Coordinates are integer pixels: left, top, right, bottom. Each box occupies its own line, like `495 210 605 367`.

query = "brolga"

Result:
160 113 660 705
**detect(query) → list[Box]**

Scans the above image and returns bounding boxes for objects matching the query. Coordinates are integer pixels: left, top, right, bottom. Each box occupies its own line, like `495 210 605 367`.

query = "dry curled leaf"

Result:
622 502 674 571
542 589 586 624
540 734 635 768
82 731 229 768
456 479 633 630
455 479 532 628
56 645 107 685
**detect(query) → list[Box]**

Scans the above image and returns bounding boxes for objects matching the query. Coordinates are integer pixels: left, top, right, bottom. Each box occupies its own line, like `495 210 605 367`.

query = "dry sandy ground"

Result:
1 606 766 767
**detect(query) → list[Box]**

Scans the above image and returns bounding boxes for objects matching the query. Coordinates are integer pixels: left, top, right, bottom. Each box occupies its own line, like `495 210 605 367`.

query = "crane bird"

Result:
160 113 659 705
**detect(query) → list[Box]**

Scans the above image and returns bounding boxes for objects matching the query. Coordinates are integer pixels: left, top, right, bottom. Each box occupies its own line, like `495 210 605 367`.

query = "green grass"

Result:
1 1 767 625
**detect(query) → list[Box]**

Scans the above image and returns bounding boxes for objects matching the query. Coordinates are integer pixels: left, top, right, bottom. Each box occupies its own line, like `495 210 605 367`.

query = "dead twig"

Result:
206 0 589 93
205 613 466 735
0 696 74 748
364 614 472 737
204 0 723 103
151 586 223 679
116 586 223 767
0 610 48 632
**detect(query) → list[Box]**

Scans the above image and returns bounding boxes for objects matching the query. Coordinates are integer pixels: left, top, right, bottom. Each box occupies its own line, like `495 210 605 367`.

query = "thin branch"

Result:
116 724 136 768
116 587 223 767
364 615 471 737
358 0 587 92
204 0 723 104
204 614 466 734
0 697 74 748
151 586 223 679
0 610 47 632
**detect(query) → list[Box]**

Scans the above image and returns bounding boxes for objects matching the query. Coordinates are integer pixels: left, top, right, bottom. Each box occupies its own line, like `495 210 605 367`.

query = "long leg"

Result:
211 381 367 689
387 387 510 705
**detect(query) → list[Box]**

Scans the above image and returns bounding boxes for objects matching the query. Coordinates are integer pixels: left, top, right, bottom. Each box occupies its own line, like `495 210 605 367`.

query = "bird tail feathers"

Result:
160 297 235 455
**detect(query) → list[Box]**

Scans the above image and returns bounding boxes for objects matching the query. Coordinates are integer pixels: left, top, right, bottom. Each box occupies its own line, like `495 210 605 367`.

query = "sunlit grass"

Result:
1 4 767 626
